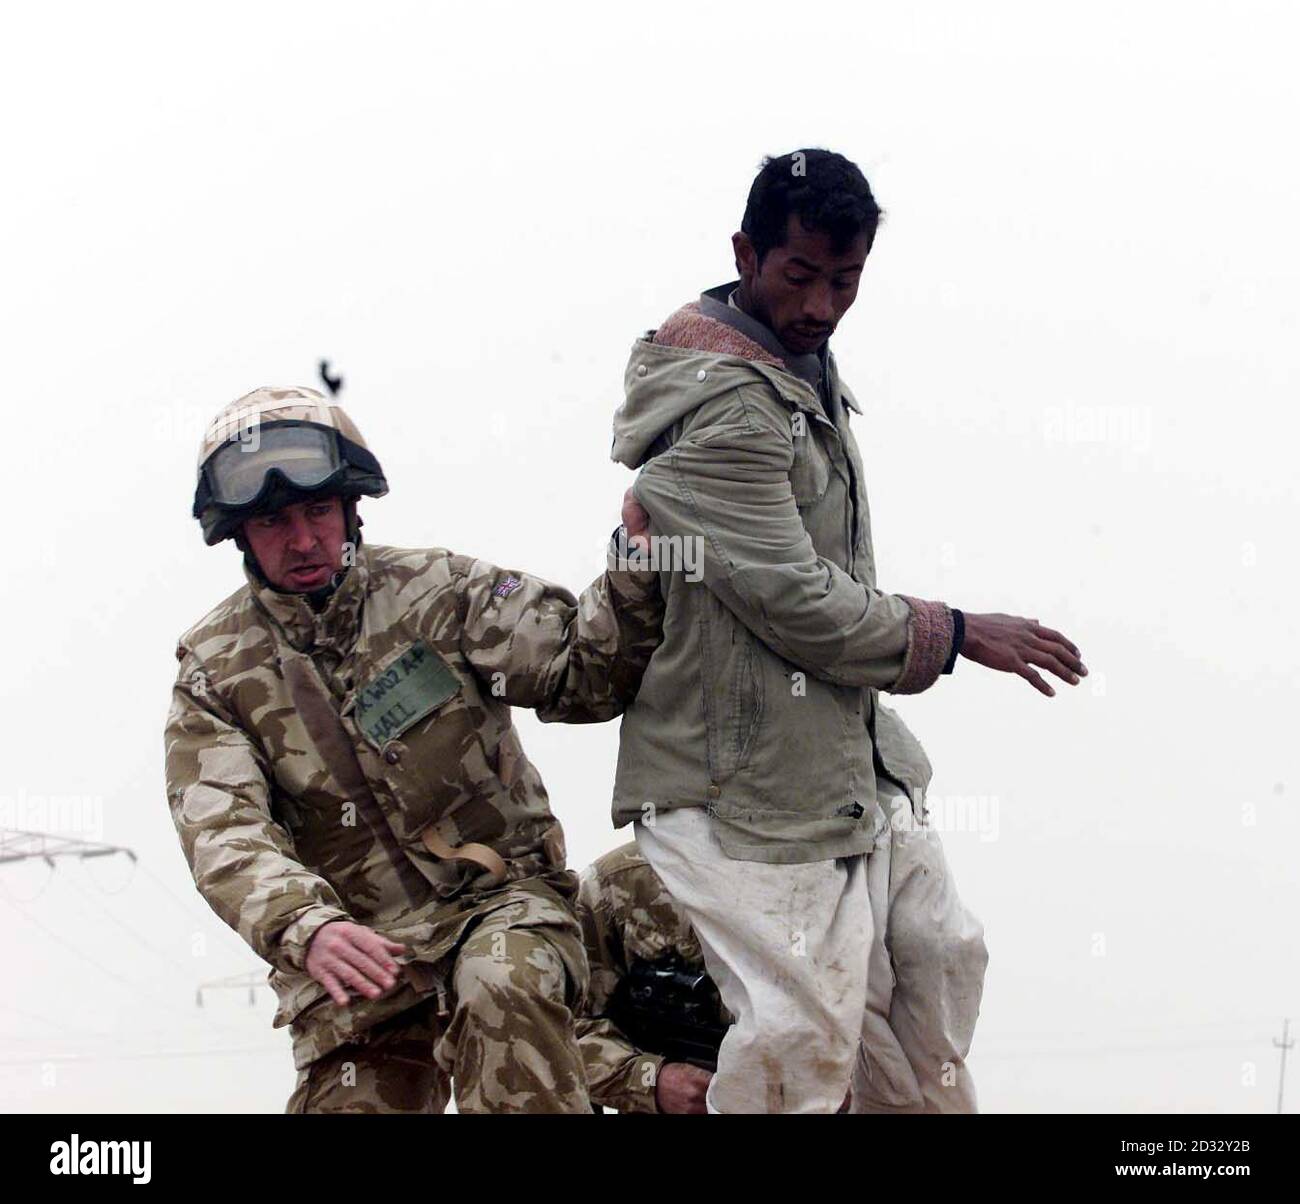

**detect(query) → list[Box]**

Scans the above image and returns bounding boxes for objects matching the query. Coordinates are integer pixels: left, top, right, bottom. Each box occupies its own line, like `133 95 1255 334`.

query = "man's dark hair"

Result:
741 149 882 266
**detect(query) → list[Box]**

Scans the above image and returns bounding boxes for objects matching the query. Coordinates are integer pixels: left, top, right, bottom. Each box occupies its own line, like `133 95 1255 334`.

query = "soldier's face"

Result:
242 496 347 592
733 215 872 356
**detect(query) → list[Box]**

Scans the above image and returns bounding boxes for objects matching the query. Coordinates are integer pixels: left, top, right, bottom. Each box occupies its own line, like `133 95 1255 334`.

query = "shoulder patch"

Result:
492 575 522 600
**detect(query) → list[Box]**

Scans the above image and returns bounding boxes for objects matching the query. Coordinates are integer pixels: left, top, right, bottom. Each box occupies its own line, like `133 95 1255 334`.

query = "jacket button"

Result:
707 784 721 799
383 745 401 765
696 369 708 382
636 364 648 377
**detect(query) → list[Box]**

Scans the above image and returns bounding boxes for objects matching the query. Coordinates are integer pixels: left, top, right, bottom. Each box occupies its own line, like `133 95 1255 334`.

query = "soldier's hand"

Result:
959 612 1086 697
305 920 406 1006
622 488 651 554
655 1061 712 1114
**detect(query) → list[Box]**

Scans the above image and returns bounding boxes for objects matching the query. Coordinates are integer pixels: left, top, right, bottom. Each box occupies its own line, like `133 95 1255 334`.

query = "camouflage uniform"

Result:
576 820 986 1114
165 541 661 1113
575 843 724 1113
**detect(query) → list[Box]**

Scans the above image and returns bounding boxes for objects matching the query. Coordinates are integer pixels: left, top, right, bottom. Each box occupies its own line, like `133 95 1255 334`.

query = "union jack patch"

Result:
492 575 522 599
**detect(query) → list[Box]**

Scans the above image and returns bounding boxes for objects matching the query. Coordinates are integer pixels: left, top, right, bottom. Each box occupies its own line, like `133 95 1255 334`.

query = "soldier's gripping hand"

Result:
655 1062 712 1115
960 612 1087 697
622 487 651 553
305 920 407 1006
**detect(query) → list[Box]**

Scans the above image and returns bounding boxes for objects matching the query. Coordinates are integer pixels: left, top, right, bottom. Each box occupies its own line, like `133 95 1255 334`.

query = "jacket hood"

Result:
612 301 816 469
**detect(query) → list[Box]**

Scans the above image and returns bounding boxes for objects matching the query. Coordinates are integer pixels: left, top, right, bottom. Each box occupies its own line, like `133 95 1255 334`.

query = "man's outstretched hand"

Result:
305 920 406 1006
960 613 1086 697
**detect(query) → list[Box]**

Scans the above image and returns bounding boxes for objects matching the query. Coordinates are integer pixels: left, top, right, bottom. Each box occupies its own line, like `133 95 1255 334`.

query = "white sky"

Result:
2 0 1297 1113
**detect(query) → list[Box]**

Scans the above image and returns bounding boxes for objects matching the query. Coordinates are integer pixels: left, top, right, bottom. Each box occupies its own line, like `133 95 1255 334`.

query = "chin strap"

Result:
234 531 273 589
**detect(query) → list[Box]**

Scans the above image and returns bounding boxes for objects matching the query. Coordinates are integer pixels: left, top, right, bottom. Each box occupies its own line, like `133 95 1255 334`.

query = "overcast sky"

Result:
2 0 1297 1113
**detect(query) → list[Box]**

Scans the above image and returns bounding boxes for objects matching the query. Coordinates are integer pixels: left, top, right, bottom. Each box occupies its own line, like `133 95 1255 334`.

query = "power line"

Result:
0 893 145 996
67 868 276 1016
0 827 136 903
66 876 201 979
0 1003 109 1041
76 845 141 896
0 861 53 903
134 860 217 928
0 895 252 1041
4 823 271 1012
0 823 215 929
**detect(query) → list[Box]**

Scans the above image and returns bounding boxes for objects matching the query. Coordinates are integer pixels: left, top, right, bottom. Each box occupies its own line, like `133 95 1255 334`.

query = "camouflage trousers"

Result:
285 908 591 1114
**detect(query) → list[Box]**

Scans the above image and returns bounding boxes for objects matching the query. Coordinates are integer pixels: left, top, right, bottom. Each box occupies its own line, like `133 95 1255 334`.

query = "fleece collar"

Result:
698 281 825 394
653 289 862 417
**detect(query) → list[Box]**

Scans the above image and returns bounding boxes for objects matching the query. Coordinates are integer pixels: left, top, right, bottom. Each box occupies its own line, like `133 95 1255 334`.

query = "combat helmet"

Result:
192 386 388 546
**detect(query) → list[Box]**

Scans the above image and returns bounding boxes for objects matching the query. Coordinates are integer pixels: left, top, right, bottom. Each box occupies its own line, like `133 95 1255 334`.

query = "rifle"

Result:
605 954 728 1072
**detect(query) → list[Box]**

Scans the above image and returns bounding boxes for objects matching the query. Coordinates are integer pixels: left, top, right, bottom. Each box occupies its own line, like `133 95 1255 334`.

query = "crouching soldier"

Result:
164 386 662 1113
576 762 988 1114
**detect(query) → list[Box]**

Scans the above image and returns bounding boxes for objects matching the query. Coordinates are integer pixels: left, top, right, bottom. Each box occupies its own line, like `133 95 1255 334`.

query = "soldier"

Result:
164 386 661 1113
577 769 988 1115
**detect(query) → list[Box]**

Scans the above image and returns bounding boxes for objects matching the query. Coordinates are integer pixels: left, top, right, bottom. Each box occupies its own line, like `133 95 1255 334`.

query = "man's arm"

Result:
455 507 663 723
632 389 951 693
163 652 353 975
633 390 1085 696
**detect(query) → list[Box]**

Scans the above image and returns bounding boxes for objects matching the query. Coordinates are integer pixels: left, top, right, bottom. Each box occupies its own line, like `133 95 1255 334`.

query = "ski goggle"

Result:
201 424 343 508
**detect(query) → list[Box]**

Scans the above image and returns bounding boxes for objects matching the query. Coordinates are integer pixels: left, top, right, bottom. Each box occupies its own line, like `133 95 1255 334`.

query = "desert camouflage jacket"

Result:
576 842 725 1113
164 541 661 1068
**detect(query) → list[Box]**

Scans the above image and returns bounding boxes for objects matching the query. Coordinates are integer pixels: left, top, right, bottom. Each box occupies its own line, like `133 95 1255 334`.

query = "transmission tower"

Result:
0 828 136 867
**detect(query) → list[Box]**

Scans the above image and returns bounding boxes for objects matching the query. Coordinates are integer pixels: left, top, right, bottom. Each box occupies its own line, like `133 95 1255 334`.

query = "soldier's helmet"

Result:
193 386 388 545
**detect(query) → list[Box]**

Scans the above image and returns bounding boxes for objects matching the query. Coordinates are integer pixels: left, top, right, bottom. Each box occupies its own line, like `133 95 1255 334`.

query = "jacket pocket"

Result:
697 592 763 782
270 967 331 1028
737 648 859 806
790 421 833 508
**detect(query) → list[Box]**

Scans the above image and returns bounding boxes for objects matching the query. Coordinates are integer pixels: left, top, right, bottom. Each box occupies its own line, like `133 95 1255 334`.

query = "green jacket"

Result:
609 300 956 863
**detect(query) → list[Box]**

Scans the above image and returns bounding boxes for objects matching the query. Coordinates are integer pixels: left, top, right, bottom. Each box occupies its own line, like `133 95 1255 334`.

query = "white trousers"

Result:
852 785 988 1114
635 808 871 1113
634 787 987 1115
